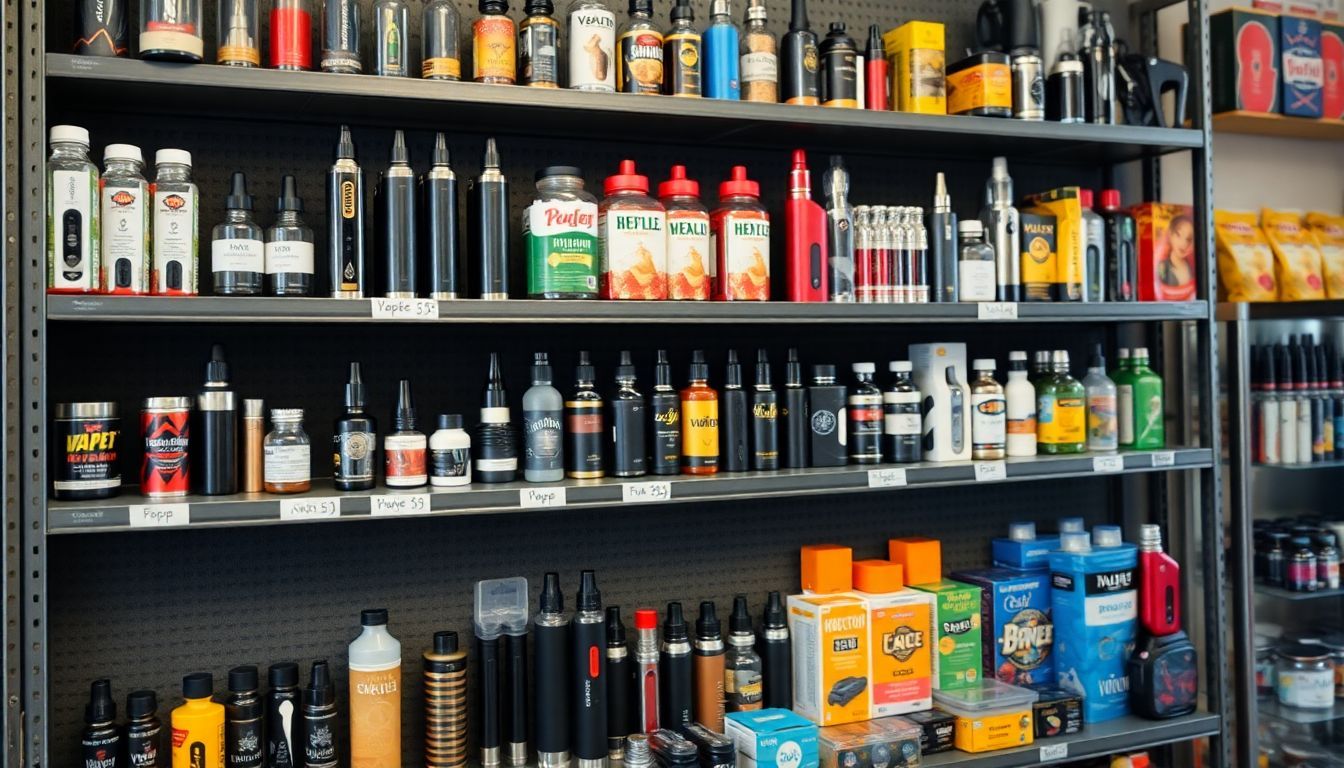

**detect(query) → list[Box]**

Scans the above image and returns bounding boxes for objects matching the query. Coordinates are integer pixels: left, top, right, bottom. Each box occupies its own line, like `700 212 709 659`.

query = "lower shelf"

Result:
922 712 1222 767
46 447 1210 533
1254 584 1344 602
1260 699 1344 726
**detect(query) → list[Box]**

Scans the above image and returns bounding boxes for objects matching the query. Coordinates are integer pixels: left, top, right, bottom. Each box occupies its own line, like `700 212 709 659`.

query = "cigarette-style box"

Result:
788 593 871 725
883 21 946 115
726 709 820 768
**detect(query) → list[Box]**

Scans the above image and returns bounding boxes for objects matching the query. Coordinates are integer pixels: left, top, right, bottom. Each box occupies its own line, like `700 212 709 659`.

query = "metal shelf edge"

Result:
922 712 1222 767
1253 584 1344 601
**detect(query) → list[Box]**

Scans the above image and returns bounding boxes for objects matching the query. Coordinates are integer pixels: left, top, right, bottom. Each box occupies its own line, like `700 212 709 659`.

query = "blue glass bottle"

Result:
703 0 740 99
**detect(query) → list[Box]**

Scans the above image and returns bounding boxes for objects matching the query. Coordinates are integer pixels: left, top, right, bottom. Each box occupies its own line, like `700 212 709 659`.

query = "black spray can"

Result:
300 661 338 768
649 350 681 476
225 667 264 768
328 126 366 298
266 663 300 768
472 138 510 299
76 0 128 55
381 130 417 298
424 132 459 299
751 350 779 471
82 680 121 768
721 350 749 472
819 22 857 107
125 690 163 768
611 351 647 477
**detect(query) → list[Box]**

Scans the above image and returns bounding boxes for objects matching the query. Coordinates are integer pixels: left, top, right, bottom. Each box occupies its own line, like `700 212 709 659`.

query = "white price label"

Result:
622 481 671 503
521 486 567 508
977 301 1019 320
974 461 1007 482
867 468 908 488
1092 455 1125 473
128 503 189 527
370 298 440 320
370 493 431 516
1151 451 1176 467
279 497 342 520
1039 743 1069 761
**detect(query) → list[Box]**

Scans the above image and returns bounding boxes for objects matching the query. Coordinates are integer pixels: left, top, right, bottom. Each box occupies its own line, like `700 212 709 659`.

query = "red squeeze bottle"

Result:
864 25 888 111
1139 524 1181 636
784 150 829 302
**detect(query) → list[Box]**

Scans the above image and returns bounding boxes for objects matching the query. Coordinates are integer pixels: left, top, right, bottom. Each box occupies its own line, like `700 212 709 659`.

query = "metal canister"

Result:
1010 51 1044 120
52 402 121 500
142 396 192 497
1048 53 1084 123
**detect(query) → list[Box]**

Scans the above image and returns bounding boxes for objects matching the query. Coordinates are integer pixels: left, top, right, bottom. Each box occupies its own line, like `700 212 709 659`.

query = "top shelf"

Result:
1212 111 1344 143
44 54 1206 163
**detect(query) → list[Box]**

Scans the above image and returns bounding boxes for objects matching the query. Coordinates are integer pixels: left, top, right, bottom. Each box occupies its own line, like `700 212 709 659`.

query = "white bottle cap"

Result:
1009 350 1028 362
1117 348 1130 359
1093 525 1125 548
155 148 192 167
889 360 912 372
973 359 996 371
50 125 89 146
1008 521 1036 541
1060 531 1092 553
1058 517 1085 533
1134 347 1149 358
958 219 984 236
103 144 144 164
853 362 876 374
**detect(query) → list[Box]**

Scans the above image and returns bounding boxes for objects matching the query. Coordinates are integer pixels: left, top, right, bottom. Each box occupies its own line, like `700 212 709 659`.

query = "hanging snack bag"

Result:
1262 208 1326 301
1215 210 1278 302
1306 211 1344 298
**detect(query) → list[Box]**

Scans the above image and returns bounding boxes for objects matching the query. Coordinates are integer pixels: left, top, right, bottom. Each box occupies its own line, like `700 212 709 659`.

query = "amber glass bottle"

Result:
680 350 719 474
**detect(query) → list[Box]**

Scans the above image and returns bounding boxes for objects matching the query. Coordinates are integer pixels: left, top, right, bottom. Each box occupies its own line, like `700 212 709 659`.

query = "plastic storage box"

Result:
932 680 1039 753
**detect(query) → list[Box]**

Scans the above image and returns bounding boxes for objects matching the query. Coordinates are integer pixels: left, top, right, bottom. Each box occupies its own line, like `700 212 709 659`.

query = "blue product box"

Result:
991 523 1061 571
726 709 820 768
1282 14 1325 117
1049 540 1138 724
951 567 1054 687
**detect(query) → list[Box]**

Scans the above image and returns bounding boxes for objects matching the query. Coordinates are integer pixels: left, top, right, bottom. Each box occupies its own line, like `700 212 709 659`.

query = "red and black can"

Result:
52 402 121 500
142 396 191 497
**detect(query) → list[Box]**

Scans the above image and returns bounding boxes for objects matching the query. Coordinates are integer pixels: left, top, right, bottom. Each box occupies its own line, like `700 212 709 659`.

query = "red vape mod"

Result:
1139 524 1182 636
784 150 829 302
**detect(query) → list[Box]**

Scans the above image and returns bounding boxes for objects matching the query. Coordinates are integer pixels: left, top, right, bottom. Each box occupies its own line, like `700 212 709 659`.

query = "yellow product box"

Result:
1262 208 1327 301
932 680 1038 753
1215 210 1278 302
860 589 935 717
788 593 871 725
1026 187 1085 302
1307 211 1344 299
883 22 946 114
1019 213 1057 302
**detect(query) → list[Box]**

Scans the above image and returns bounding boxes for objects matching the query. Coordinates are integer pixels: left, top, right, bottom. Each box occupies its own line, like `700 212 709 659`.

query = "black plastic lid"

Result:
395 380 415 431
345 361 366 408
268 661 299 688
671 0 693 21
483 353 508 409
763 590 786 628
529 351 553 385
524 0 553 13
655 349 672 387
828 21 848 36
1089 342 1105 370
389 130 409 166
336 125 356 161
275 174 304 213
362 608 389 626
695 601 721 640
432 132 450 166
576 350 595 384
616 350 636 381
480 0 507 11
434 630 459 654
689 350 708 381
126 690 157 719
305 660 335 707
225 171 254 210
228 665 259 693
629 0 652 14
663 601 688 641
606 606 627 645
536 165 583 181
725 349 742 387
205 343 229 386
182 672 213 700
437 413 463 430
85 678 116 723
755 349 772 386
540 571 564 613
811 363 836 381
730 594 753 634
577 570 602 611
866 23 882 54
786 348 802 386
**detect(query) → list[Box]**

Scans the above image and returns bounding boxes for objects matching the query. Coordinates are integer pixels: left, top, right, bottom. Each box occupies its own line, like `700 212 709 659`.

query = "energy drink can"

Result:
142 397 192 497
52 402 121 500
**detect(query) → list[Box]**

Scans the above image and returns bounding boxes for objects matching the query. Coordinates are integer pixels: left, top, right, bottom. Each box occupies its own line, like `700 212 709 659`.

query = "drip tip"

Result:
576 350 595 383
789 0 808 31
205 343 229 385
934 172 950 209
433 630 459 654
655 349 672 387
305 660 335 707
432 132 450 166
763 590 786 628
786 348 802 386
689 350 709 381
389 130 409 165
616 350 636 381
577 570 602 611
730 594 752 634
336 125 356 161
540 571 564 613
483 352 508 408
226 171 254 210
483 137 500 169
531 352 553 385
756 349 772 386
671 0 693 21
275 174 303 213
395 379 416 430
345 361 365 408
606 606 627 645
791 149 808 170
85 678 116 724
867 23 882 54
696 601 721 640
663 601 688 641
726 349 742 387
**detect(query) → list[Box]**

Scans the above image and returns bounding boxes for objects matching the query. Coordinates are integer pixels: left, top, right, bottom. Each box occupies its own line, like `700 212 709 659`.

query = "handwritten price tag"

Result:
1092 455 1125 473
279 497 342 520
974 461 1007 482
370 298 439 320
521 487 567 508
1151 451 1176 467
128 503 189 527
977 302 1019 320
1039 743 1069 761
867 468 908 488
622 481 671 503
370 493 431 516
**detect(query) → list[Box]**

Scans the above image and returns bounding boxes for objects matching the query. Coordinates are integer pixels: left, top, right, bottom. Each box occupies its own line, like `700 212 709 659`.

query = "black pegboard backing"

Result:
47 476 1112 766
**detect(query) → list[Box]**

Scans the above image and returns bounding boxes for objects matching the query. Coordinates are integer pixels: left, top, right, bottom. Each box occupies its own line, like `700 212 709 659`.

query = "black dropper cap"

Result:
532 352 553 385
434 630 459 655
305 660 335 707
789 0 809 31
726 349 742 387
85 679 116 724
756 349 772 386
655 349 673 387
432 132 450 167
663 601 688 641
763 590 786 629
483 353 508 409
182 672 213 700
225 171 254 210
695 601 721 640
204 343 229 387
275 174 304 213
540 571 564 613
480 0 507 13
345 362 366 409
689 350 709 381
390 130 409 166
576 350 596 385
1089 342 1106 370
336 125 356 161
826 21 850 42
126 690 157 720
786 348 802 387
629 0 651 14
525 0 553 14
867 24 882 56
362 608 390 626
577 570 602 611
437 413 463 430
395 380 416 431
268 662 299 688
812 363 836 381
606 606 627 645
229 665 259 693
730 594 753 634
616 350 637 382
671 0 694 22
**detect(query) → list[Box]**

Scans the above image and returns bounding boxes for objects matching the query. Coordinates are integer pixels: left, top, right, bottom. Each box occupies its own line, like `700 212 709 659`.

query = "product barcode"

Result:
279 497 342 520
867 468 908 488
370 298 440 320
521 487 567 508
1040 743 1069 761
622 481 671 503
977 301 1019 320
370 493 431 516
1092 455 1125 473
128 503 189 528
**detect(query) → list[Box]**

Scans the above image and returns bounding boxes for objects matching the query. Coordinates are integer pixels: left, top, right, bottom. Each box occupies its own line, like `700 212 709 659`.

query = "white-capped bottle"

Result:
47 125 101 294
152 148 199 295
1005 350 1037 456
430 413 472 487
101 143 151 295
970 359 1006 460
957 219 996 302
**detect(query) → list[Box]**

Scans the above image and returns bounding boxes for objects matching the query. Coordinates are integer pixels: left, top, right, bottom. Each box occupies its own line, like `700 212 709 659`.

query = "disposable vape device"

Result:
1138 524 1181 635
649 350 681 476
660 602 693 728
929 172 958 303
864 25 887 109
722 350 749 472
634 608 661 733
473 138 510 299
785 150 829 302
612 351 647 477
751 350 779 471
807 364 847 467
649 730 699 767
424 631 469 768
475 577 529 768
822 156 855 302
692 601 726 732
225 667 264 768
680 723 734 767
535 574 570 768
606 607 631 760
381 130 417 298
567 351 605 479
572 571 607 768
334 362 377 491
757 592 792 709
981 157 1021 302
780 0 819 105
196 344 238 495
425 132 459 299
476 353 519 483
782 349 809 468
265 663 300 768
299 661 338 768
505 610 529 766
328 126 366 298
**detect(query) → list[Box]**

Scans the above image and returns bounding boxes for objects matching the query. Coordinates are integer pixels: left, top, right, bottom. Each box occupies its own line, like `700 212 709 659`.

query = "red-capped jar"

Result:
659 165 711 301
712 166 771 301
600 160 668 300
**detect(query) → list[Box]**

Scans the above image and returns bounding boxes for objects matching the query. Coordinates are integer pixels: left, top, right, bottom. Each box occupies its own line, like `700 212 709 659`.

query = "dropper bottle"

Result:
650 350 681 475
523 352 565 483
265 175 315 296
751 349 779 470
724 596 762 713
475 352 519 482
566 351 605 479
611 350 647 477
334 362 377 491
385 379 428 487
681 350 720 475
82 679 121 768
212 171 265 296
381 129 417 298
782 348 808 467
299 661 338 768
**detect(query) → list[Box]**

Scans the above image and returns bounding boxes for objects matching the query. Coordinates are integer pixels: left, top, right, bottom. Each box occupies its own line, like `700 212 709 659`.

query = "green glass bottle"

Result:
1114 347 1135 448
1129 346 1166 450
1037 350 1086 454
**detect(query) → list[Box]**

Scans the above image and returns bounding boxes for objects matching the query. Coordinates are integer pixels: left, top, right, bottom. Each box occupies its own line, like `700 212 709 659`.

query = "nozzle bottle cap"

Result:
689 350 709 381
576 350 596 384
577 570 602 611
275 174 304 213
205 343 230 385
1093 525 1124 548
719 165 760 198
345 361 366 408
605 159 650 195
616 350 637 381
85 679 116 723
695 601 721 639
531 352 553 385
663 601 689 641
305 660 335 707
225 171 254 211
755 349 772 386
634 608 659 630
1060 531 1092 553
1008 521 1036 541
1058 517 1085 533
730 594 753 633
763 590 786 628
394 380 416 431
658 165 700 198
433 630 460 654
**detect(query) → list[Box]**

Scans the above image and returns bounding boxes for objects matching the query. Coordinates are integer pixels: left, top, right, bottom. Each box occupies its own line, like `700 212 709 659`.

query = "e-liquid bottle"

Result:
662 0 701 96
612 351 647 477
299 661 338 768
957 220 996 302
848 362 882 464
225 667 264 768
266 663 300 768
681 350 720 475
523 352 565 482
1038 350 1086 454
47 125 100 294
218 0 260 65
334 362 377 491
692 602 726 732
980 157 1021 302
782 348 809 468
152 149 198 295
722 350 749 472
373 0 410 75
757 592 791 709
618 0 663 94
82 679 121 768
703 0 741 99
883 360 921 463
423 631 469 768
476 352 518 483
970 359 1006 460
125 690 163 768
808 364 847 467
264 175 315 296
328 125 366 298
212 172 264 296
321 0 361 72
430 414 472 487
1129 347 1166 450
425 133 459 300
422 0 463 78
780 0 820 105
172 673 224 768
473 0 517 83
724 596 763 712
659 166 711 301
819 22 857 107
380 130 417 298
268 0 312 69
348 610 402 768
567 0 616 91
101 144 150 295
1005 351 1037 457
739 0 777 102
1084 344 1118 452
650 350 681 475
385 380 428 487
195 343 238 496
518 0 560 87
566 351 605 478
751 350 779 471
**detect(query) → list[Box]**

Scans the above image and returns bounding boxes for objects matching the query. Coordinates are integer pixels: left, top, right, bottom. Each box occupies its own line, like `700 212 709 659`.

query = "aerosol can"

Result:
980 157 1021 302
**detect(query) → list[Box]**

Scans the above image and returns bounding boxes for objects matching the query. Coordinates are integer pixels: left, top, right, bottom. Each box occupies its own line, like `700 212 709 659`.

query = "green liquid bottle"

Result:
1037 350 1086 454
1129 347 1165 450
1114 347 1135 448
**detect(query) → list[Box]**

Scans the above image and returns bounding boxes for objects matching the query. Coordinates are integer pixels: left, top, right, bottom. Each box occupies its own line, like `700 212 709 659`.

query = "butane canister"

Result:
52 402 121 500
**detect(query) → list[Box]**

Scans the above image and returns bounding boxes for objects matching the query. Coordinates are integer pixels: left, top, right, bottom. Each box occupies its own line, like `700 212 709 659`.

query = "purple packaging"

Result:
951 567 1055 687
1282 14 1325 116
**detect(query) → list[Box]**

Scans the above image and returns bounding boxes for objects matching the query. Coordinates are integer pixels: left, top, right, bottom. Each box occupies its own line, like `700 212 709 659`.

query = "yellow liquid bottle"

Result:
172 673 224 768
350 608 402 768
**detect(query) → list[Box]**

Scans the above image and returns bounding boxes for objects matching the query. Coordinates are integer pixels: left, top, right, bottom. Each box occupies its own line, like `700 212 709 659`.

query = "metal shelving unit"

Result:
920 714 1223 767
1253 584 1344 602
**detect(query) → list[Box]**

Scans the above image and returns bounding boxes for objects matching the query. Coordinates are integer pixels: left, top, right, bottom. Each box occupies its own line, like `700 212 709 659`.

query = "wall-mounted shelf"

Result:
1212 111 1344 143
923 713 1222 767
1252 461 1344 471
1254 584 1344 601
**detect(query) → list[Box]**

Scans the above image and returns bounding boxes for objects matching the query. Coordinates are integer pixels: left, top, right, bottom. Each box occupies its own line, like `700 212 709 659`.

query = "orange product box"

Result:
853 560 903 593
1323 24 1343 118
863 590 935 717
788 593 871 726
802 544 854 594
888 537 942 586
1132 203 1197 302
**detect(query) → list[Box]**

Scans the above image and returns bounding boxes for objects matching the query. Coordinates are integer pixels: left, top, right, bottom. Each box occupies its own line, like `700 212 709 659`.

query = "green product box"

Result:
909 579 982 691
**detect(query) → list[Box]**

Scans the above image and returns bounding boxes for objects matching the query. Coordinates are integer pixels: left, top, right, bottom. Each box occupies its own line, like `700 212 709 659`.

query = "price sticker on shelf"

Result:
1092 455 1125 473
370 493 431 516
867 468 908 488
622 481 671 503
977 302 1019 320
1151 451 1176 467
1039 744 1069 761
521 487 567 509
370 298 439 320
279 497 342 520
974 461 1007 482
128 503 189 528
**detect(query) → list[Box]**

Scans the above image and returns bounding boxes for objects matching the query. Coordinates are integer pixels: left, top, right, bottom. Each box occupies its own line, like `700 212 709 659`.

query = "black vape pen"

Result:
659 602 693 729
782 348 809 468
196 343 238 495
381 129 417 298
757 592 792 710
505 616 529 766
535 573 570 768
722 350 749 472
328 125 366 298
477 621 502 768
300 661 337 768
266 662 300 768
649 350 681 476
473 138 510 299
606 607 631 760
572 571 607 768
612 351 647 477
751 350 779 471
425 132 459 299
475 352 519 483
929 172 957 303
225 667 264 768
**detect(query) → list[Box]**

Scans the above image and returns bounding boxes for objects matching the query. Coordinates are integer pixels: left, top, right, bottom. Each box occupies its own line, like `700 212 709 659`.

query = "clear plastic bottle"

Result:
659 166 711 301
47 125 101 294
101 144 151 295
348 609 402 768
265 175 315 296
372 0 410 76
1005 350 1037 457
152 149 199 296
600 160 667 300
566 0 616 91
617 0 663 94
711 166 769 301
422 0 463 79
1083 343 1118 452
264 408 311 493
429 414 472 486
970 359 1006 460
957 219 995 302
739 0 777 102
523 352 565 482
212 172 265 296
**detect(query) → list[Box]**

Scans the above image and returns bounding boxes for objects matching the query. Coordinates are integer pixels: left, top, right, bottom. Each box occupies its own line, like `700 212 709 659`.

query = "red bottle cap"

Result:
658 165 699 198
791 148 808 170
604 159 649 195
634 608 659 629
1078 188 1094 209
1100 188 1121 211
719 165 760 199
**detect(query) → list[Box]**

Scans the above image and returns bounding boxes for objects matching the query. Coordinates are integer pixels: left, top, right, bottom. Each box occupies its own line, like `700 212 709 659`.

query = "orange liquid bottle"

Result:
681 350 720 475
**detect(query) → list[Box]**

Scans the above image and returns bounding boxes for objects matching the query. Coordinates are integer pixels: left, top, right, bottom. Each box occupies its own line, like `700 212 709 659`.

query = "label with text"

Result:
977 301 1019 320
1092 455 1125 473
371 298 439 319
1151 451 1176 467
622 481 671 503
279 497 342 520
521 486 568 508
867 468 908 488
129 503 189 527
1040 743 1069 761
370 493 431 516
974 461 1007 481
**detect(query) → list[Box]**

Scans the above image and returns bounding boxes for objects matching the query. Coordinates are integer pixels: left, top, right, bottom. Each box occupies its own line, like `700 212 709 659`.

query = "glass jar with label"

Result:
711 166 770 301
212 172 265 296
600 160 667 300
1276 642 1335 709
658 165 711 300
957 219 995 302
526 166 599 298
264 409 311 493
566 0 616 91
